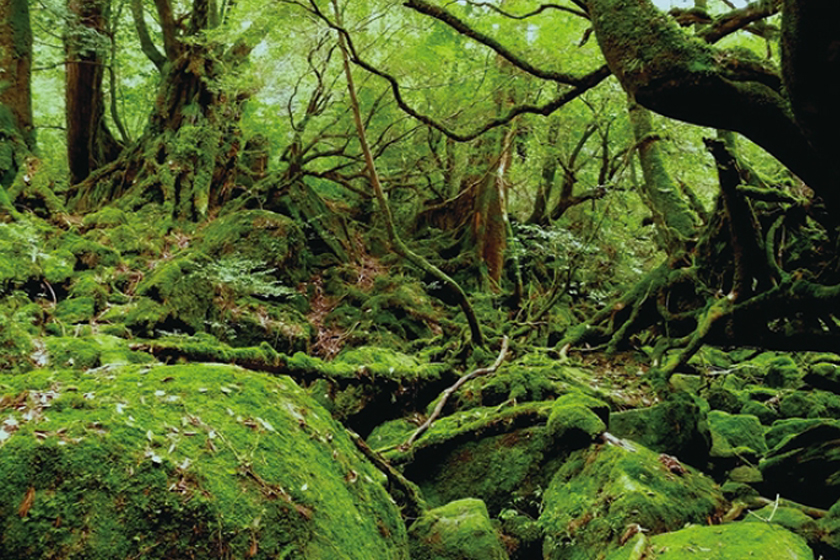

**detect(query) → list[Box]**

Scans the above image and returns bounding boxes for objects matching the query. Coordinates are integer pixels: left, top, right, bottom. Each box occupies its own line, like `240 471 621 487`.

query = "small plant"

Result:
198 256 296 300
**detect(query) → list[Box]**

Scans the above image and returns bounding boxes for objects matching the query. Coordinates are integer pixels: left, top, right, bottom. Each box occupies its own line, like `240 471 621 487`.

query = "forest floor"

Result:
0 205 836 560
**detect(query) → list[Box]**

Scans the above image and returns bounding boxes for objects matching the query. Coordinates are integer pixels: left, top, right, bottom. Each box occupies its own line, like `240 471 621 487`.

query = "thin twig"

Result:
403 336 510 448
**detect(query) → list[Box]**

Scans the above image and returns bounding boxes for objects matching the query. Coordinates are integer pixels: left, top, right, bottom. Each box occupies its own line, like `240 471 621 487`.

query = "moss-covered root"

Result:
606 522 814 560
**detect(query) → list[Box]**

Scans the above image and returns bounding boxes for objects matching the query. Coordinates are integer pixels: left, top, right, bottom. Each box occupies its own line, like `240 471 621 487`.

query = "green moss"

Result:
765 418 839 451
540 443 725 560
367 418 418 450
81 206 128 228
54 296 95 325
45 335 154 370
707 410 767 459
605 522 813 560
0 364 409 559
196 210 306 285
408 499 508 560
136 256 214 333
608 393 710 467
739 400 778 425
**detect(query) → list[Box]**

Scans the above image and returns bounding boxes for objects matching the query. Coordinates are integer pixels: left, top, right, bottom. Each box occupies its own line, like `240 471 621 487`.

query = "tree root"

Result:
403 336 509 448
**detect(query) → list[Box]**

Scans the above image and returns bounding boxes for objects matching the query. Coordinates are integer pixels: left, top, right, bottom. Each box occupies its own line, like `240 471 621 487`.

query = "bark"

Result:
65 0 123 184
0 0 34 188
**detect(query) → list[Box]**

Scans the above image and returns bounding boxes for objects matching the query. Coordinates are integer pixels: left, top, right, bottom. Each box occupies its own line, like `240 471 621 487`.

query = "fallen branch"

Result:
403 336 510 448
348 429 427 520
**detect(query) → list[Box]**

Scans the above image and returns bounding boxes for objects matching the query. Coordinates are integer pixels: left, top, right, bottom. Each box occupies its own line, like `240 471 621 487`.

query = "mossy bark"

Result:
0 0 34 193
627 98 697 255
587 0 839 209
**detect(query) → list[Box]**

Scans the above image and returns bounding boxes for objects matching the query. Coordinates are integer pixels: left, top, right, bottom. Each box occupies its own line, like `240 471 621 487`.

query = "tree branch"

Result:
405 0 591 85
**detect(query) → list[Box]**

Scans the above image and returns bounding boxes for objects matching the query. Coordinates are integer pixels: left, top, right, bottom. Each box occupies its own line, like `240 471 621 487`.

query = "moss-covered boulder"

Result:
539 443 725 560
605 522 813 560
391 403 560 515
608 393 710 467
707 410 767 460
196 209 306 285
408 499 509 560
546 393 608 447
760 423 840 508
0 364 408 559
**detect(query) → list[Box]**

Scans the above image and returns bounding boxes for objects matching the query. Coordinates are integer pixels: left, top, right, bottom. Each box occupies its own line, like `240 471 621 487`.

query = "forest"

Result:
1 0 839 557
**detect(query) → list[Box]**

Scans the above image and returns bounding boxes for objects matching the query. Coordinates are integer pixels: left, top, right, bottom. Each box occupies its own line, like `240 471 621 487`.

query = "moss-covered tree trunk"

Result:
586 0 840 210
66 0 253 219
65 0 123 185
0 0 34 190
627 99 697 254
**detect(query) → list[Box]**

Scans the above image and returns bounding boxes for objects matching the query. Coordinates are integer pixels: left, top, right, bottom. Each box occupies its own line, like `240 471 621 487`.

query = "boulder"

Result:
606 522 813 560
540 442 725 560
761 423 840 508
0 364 408 559
408 499 509 560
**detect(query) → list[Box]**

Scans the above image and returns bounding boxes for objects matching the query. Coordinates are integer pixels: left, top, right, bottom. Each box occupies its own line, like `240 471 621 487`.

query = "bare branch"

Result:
462 1 588 20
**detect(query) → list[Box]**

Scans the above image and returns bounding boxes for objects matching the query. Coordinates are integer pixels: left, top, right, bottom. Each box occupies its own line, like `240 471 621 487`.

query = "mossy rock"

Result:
744 505 820 547
779 389 840 419
760 423 840 508
805 362 840 394
396 403 558 515
817 500 840 557
540 443 725 560
608 393 710 467
707 410 767 460
0 364 408 559
0 220 46 290
739 400 778 425
135 256 214 333
605 522 813 560
705 386 743 413
546 394 608 448
669 373 703 394
765 418 840 451
737 353 803 389
196 210 306 285
45 335 154 370
54 296 96 325
408 498 509 560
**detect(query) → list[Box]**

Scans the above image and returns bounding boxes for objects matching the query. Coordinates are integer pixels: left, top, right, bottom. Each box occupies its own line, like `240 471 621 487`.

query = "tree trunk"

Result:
627 98 697 254
0 0 34 188
65 0 123 185
66 0 253 219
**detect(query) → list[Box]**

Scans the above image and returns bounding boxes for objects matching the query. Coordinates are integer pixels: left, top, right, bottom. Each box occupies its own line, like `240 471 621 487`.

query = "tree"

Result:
66 0 266 218
0 0 34 188
64 0 123 185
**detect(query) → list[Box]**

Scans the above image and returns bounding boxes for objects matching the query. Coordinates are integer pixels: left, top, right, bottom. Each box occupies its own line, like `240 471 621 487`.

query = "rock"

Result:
546 404 606 448
408 499 509 560
0 364 408 559
805 362 840 394
745 505 820 548
605 522 814 560
739 400 778 425
761 423 840 508
608 393 710 467
707 410 767 460
396 403 560 516
766 418 839 450
540 443 725 560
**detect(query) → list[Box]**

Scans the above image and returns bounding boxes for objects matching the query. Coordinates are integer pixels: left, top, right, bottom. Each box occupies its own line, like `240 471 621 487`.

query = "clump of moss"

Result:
540 443 726 560
0 364 408 559
608 392 710 467
408 498 509 560
546 393 609 448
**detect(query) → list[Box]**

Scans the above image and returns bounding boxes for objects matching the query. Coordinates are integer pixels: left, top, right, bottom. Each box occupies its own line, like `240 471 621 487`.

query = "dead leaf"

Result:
18 487 35 518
